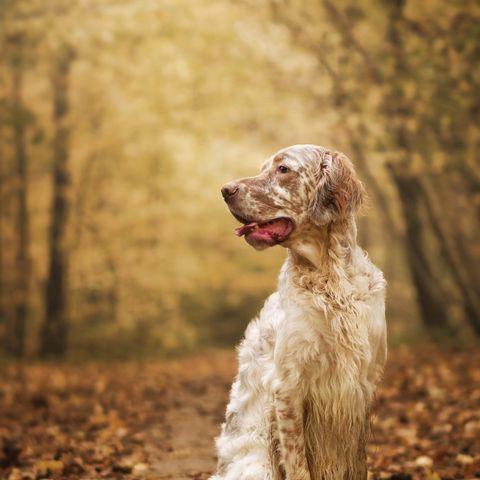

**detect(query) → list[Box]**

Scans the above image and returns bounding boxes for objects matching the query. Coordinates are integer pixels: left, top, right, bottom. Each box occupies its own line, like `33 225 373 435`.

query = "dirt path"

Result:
149 375 232 479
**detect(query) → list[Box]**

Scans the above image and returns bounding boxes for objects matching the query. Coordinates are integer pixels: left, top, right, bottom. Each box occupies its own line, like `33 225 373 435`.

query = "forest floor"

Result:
0 346 479 480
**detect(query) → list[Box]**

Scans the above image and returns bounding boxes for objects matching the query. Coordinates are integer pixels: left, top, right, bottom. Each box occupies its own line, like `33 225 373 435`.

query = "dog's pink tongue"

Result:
235 222 257 237
234 218 294 250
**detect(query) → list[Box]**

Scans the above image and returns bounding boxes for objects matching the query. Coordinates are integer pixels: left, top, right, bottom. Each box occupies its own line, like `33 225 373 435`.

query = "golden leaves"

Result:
1 347 479 479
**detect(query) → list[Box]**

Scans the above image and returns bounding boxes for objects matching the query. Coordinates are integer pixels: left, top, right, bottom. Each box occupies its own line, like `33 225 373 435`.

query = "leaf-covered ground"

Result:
0 346 479 480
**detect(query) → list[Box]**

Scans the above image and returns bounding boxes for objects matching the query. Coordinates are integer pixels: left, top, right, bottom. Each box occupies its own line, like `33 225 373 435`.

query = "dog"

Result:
211 144 387 480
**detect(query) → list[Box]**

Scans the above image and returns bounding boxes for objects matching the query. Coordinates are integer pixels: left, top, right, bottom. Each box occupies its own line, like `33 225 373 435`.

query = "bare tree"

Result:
0 102 5 335
40 44 76 358
8 33 31 358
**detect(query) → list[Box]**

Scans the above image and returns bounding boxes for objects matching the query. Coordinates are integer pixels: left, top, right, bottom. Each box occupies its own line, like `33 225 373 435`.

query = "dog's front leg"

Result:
273 383 311 480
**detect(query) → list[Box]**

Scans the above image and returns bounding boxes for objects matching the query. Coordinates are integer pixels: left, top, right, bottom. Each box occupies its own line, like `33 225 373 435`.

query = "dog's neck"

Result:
287 216 358 277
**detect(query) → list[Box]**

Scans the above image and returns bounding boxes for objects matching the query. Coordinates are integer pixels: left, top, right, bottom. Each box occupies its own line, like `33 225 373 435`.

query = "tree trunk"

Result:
421 173 480 335
388 169 453 333
0 111 5 336
10 37 30 359
40 45 75 358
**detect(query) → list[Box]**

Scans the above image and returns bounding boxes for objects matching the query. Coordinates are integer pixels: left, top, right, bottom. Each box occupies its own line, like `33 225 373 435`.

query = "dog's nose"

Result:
221 183 239 201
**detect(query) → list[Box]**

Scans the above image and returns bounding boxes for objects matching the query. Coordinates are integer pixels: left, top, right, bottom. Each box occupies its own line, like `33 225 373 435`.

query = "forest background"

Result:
0 0 479 360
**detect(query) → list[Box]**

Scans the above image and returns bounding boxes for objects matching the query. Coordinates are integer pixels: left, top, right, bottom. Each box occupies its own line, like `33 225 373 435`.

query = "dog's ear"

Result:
310 150 365 225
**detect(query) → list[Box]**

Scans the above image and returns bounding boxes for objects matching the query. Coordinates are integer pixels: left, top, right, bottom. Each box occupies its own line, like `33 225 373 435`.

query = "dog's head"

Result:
221 144 365 250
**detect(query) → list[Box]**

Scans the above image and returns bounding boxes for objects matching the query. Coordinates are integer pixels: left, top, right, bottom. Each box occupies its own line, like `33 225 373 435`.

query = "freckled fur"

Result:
211 144 387 480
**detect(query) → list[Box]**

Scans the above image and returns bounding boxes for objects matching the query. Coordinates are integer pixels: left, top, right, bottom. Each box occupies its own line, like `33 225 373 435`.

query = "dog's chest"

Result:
266 289 372 384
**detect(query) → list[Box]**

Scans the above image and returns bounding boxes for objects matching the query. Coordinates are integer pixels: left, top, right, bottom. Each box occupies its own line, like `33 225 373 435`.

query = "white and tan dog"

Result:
211 145 387 480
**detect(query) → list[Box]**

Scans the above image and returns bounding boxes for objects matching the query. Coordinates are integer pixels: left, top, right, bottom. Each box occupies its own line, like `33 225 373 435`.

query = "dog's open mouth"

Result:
232 213 295 250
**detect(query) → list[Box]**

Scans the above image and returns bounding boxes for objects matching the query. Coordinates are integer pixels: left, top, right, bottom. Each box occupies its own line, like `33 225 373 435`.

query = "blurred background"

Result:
0 0 478 360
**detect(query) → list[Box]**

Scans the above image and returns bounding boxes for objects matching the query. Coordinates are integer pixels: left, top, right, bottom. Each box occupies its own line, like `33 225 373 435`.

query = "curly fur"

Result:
211 145 387 480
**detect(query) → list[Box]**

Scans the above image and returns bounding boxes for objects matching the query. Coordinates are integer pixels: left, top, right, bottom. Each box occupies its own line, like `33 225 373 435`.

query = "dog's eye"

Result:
277 165 290 174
